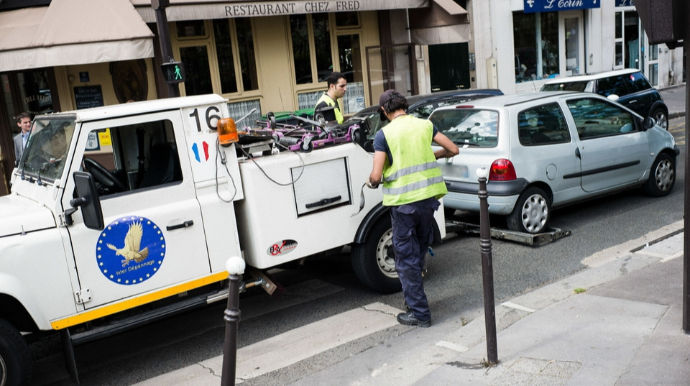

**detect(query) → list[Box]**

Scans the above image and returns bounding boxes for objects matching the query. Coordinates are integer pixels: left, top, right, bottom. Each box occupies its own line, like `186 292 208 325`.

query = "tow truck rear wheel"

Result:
351 216 402 294
0 318 32 386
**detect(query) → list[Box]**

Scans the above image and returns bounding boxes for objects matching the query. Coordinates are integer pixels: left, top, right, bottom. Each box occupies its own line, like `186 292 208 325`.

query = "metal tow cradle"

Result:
445 221 571 247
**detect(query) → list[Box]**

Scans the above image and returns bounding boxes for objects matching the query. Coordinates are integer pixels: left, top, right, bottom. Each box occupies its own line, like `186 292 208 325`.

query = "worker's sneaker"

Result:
397 311 431 328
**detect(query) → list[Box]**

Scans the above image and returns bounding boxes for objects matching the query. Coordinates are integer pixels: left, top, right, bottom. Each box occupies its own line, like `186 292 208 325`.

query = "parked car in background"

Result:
541 69 669 130
431 92 678 233
344 89 504 152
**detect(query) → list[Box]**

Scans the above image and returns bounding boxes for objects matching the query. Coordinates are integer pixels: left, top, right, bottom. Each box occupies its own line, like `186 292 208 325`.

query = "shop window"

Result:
291 14 333 84
513 12 560 83
335 12 359 27
177 19 259 97
227 99 261 128
177 21 207 38
180 46 213 96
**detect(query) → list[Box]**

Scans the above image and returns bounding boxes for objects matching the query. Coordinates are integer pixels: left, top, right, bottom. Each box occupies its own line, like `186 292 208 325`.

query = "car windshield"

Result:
541 81 592 92
20 116 76 181
430 109 499 147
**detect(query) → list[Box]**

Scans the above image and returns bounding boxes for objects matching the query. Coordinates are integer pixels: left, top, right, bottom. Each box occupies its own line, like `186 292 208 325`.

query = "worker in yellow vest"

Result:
314 72 347 124
367 90 459 328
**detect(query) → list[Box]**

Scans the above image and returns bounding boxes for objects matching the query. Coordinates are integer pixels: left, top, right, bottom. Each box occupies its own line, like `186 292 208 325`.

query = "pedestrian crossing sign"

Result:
161 62 186 84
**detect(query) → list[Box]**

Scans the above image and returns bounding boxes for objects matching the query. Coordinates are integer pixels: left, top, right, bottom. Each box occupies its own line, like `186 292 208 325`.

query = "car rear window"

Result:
430 109 499 148
541 81 592 92
596 75 629 97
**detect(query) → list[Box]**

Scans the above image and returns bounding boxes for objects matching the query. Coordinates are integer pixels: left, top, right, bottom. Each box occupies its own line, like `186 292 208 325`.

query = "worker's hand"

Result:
366 181 379 189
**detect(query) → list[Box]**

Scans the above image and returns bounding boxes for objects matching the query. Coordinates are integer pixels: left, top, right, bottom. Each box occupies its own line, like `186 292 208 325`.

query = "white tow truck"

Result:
0 95 444 385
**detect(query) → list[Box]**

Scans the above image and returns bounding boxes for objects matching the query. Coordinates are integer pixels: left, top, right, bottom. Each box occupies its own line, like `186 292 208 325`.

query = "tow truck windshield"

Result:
20 116 76 181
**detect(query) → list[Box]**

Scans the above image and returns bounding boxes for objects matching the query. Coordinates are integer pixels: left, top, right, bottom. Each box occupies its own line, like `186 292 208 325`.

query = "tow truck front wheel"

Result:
0 318 32 386
351 216 402 294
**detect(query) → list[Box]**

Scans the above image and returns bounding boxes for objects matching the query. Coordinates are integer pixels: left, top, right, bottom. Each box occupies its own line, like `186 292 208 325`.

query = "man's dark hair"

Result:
16 112 31 123
380 91 409 114
326 72 345 87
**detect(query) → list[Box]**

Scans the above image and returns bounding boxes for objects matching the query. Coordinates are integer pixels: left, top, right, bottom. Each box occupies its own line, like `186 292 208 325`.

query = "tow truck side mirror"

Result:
71 171 104 230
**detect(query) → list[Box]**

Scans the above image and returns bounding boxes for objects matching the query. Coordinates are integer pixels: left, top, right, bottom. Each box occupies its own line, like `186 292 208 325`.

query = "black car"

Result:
541 69 669 130
344 89 504 152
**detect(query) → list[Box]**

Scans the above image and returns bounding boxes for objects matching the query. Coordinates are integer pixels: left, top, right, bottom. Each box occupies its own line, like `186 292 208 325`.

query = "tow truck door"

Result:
60 110 211 309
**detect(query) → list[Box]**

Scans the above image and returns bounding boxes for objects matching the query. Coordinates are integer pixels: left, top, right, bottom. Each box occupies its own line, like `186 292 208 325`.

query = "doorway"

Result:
559 11 584 77
429 42 470 92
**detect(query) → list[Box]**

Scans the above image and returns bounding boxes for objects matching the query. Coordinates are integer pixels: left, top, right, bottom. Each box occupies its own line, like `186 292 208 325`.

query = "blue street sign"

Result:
524 0 600 13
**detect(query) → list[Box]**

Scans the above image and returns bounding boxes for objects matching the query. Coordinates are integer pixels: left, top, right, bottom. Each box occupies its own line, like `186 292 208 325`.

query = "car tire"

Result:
506 187 550 234
351 215 402 294
651 108 668 130
0 318 32 386
643 153 675 197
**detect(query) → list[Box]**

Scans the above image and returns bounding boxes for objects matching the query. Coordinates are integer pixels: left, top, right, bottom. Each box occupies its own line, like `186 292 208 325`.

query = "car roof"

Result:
542 69 639 85
350 89 504 116
431 91 590 111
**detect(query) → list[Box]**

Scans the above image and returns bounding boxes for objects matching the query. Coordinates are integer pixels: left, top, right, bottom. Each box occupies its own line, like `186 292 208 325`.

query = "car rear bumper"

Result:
443 191 519 215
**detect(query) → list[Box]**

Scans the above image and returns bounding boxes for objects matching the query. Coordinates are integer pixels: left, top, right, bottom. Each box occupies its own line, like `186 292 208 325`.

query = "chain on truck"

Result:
0 94 445 385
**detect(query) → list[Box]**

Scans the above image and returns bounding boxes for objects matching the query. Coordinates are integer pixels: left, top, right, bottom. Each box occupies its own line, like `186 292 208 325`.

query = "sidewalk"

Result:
290 221 689 386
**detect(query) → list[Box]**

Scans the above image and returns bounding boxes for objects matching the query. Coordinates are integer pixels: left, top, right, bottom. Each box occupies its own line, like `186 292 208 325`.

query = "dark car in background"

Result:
344 89 504 152
541 69 669 130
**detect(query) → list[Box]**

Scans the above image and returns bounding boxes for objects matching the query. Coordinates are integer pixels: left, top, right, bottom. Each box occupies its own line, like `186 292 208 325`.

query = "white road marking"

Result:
501 301 535 313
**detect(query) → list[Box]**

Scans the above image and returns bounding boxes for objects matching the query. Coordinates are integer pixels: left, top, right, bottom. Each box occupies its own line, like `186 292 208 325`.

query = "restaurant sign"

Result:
145 0 430 22
523 0 600 13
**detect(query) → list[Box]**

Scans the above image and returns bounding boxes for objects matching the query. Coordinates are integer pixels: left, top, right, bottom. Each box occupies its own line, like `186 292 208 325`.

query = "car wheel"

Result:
643 153 675 197
651 108 668 130
507 187 550 234
351 215 402 294
0 318 32 386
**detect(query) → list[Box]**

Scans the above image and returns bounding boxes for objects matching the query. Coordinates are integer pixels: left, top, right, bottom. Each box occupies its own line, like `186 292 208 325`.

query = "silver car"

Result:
431 92 678 234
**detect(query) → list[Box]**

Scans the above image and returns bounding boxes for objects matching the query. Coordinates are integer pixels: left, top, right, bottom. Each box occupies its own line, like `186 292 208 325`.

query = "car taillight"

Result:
489 159 517 181
456 105 474 108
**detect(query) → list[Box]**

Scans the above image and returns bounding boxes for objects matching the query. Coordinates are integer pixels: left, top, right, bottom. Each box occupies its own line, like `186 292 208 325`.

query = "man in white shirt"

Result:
13 112 31 162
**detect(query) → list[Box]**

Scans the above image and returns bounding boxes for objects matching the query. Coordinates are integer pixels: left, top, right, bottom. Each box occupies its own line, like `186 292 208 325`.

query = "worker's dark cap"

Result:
379 89 405 107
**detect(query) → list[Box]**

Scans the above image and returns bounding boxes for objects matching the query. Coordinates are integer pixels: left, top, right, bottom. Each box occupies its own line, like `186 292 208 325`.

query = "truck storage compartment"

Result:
292 158 351 216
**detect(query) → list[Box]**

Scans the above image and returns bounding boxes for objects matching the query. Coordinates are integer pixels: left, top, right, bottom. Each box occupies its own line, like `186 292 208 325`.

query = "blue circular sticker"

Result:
96 216 166 285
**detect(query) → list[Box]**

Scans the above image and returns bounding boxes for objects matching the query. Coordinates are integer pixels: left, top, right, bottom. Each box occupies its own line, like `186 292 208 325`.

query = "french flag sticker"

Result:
192 141 209 162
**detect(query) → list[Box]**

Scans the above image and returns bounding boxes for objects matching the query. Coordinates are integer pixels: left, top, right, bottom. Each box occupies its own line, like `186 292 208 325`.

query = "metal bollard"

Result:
221 256 246 386
477 167 498 364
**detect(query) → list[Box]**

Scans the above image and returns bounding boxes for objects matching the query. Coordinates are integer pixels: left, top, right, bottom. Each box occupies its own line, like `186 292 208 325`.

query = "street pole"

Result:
683 19 690 334
477 167 498 363
151 0 180 98
221 256 245 386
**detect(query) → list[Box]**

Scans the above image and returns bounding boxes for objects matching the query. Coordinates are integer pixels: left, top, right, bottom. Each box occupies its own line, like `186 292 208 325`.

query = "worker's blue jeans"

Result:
390 197 439 321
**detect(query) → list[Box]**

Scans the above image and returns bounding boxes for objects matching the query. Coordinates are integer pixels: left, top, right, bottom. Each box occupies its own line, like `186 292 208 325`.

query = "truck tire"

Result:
0 318 32 386
351 215 402 294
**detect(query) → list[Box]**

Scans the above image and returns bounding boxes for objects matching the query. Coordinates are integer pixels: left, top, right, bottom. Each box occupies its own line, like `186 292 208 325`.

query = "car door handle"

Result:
166 220 194 231
628 100 637 104
575 147 581 159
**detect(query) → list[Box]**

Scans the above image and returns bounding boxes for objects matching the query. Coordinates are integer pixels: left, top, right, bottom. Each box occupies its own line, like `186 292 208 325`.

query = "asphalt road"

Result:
32 117 687 385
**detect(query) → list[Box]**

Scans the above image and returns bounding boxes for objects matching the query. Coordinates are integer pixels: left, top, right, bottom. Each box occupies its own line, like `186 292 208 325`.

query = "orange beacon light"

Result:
218 118 239 146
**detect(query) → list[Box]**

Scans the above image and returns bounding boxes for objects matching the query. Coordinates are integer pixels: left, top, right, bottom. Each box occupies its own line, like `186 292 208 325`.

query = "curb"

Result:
669 111 686 119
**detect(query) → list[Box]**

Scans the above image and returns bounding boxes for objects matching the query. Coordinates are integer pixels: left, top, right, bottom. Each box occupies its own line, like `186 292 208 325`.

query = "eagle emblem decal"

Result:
97 216 166 285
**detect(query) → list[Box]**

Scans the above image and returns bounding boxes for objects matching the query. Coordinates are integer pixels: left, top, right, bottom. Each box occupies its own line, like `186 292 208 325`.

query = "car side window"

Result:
625 72 652 93
517 103 571 146
83 119 183 197
566 98 636 140
596 76 629 98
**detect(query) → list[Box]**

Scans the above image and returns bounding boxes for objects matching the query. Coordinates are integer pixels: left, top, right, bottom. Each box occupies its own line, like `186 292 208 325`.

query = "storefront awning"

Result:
0 0 154 73
132 0 431 22
408 0 469 45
